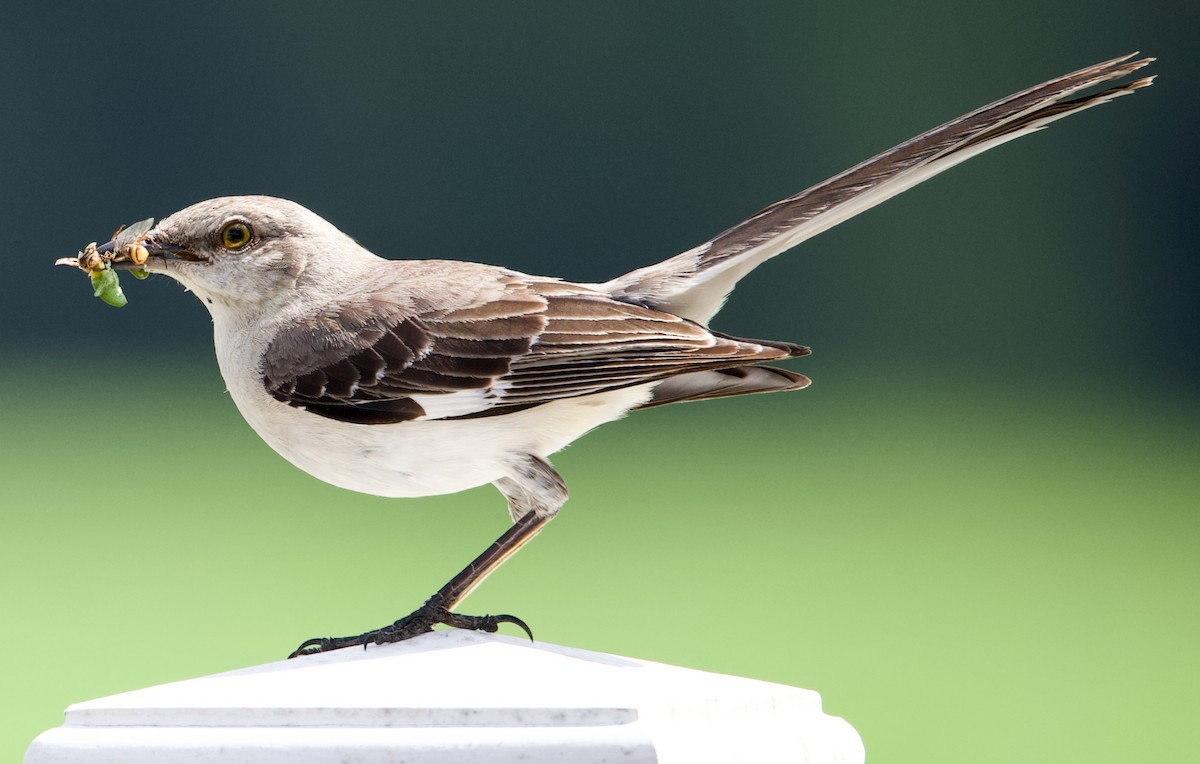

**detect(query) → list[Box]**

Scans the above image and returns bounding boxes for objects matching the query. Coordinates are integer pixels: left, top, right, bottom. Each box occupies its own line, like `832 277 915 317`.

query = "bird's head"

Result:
105 196 378 312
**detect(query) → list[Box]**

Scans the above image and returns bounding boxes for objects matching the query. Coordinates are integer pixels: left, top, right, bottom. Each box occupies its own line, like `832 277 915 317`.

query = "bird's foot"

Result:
287 595 533 658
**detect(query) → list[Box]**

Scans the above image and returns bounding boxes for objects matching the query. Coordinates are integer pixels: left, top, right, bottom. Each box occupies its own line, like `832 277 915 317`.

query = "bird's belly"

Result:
227 385 654 498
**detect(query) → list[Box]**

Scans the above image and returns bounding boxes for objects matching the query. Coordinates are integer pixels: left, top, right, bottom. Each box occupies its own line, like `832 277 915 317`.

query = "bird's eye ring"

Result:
220 221 253 251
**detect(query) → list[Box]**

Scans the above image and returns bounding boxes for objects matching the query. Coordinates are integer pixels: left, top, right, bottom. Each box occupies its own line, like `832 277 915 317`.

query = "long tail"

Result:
604 53 1154 324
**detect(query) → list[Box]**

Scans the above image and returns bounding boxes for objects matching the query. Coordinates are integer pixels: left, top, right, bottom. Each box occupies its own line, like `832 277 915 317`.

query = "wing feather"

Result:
262 266 806 425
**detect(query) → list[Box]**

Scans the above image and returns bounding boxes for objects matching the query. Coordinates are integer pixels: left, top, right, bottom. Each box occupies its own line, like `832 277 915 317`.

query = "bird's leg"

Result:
289 456 567 658
287 513 548 657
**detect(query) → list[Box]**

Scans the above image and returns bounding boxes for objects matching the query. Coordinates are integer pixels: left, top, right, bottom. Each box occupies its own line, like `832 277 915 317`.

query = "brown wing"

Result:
261 265 807 425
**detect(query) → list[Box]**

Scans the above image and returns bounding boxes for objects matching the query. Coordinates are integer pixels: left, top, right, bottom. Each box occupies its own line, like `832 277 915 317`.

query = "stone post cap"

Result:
26 630 864 763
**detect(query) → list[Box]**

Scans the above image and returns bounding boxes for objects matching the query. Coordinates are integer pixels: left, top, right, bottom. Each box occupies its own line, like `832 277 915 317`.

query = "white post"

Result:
25 630 864 763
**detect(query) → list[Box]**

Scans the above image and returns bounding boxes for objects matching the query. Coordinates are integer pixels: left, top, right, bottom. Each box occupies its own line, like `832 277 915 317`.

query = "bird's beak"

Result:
97 232 207 269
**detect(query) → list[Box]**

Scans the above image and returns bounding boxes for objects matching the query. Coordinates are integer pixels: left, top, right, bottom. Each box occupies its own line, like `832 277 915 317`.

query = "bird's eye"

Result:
220 221 253 250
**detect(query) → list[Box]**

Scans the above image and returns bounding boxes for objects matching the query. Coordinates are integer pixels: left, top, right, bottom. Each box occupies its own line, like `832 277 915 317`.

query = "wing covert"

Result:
262 267 806 425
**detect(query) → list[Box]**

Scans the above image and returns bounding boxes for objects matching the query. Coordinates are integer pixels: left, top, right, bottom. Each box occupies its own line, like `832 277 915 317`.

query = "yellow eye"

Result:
220 221 253 250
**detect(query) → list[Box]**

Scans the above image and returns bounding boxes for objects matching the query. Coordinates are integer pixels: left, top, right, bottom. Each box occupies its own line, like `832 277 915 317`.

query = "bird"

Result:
89 54 1152 657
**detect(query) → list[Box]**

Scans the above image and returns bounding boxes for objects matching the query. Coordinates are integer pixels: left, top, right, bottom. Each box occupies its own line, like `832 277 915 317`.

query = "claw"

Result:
287 636 350 659
505 614 535 641
440 612 534 641
288 639 323 659
287 602 534 658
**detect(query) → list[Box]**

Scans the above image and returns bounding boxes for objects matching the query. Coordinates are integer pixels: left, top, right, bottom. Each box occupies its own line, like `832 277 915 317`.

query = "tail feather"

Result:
637 365 812 409
604 54 1154 324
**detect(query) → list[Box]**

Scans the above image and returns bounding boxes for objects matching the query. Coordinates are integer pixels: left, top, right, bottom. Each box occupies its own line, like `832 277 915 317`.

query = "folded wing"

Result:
262 266 808 425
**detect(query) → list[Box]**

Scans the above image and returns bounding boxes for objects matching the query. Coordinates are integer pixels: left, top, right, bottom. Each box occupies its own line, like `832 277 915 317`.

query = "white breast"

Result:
211 313 652 498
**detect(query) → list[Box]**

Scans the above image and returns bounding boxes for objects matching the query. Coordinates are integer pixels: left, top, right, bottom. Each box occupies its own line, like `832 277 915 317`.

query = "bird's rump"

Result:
262 271 808 425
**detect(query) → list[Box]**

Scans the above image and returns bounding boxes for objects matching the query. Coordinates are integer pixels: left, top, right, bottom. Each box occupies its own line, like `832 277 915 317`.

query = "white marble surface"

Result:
26 630 864 763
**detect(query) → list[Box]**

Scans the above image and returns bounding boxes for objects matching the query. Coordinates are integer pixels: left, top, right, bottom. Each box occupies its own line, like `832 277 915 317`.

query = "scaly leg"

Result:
289 456 567 658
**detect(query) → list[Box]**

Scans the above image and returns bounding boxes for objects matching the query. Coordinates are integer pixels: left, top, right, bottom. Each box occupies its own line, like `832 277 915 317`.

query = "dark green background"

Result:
3 2 1196 762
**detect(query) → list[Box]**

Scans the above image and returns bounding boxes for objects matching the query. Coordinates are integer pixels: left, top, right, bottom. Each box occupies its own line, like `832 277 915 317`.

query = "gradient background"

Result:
3 2 1197 762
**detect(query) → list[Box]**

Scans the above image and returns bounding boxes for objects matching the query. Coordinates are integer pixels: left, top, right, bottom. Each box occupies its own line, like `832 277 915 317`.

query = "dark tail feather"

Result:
638 365 811 409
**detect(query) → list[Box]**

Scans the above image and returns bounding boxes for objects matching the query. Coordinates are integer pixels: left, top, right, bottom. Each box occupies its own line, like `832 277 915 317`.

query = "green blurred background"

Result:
2 2 1196 761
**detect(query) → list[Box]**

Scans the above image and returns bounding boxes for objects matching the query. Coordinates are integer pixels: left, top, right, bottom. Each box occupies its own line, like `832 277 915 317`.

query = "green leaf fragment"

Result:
90 268 128 307
130 268 149 280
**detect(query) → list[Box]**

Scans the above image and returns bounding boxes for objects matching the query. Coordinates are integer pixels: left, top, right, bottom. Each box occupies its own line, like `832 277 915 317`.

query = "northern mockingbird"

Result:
89 54 1151 657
